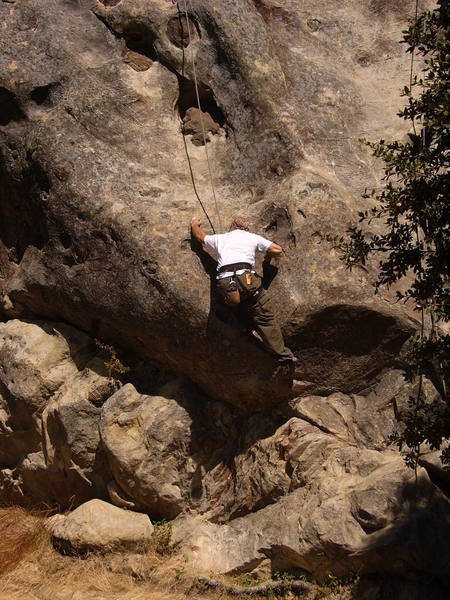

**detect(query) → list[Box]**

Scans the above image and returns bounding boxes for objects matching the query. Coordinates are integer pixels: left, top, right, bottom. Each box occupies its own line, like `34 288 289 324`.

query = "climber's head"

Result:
229 216 250 232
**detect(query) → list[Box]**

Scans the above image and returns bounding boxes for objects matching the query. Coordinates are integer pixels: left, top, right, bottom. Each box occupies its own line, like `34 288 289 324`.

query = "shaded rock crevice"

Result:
0 87 26 126
177 78 225 126
0 148 50 263
98 0 123 8
29 82 61 107
167 12 201 49
92 8 158 62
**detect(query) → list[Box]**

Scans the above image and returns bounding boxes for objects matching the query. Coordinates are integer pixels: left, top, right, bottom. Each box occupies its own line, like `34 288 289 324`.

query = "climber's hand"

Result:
191 218 206 243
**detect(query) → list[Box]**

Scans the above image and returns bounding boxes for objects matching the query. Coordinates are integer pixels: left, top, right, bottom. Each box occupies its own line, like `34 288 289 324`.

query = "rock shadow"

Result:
345 477 450 594
167 12 201 49
0 151 50 263
286 304 413 394
177 78 225 127
0 87 26 126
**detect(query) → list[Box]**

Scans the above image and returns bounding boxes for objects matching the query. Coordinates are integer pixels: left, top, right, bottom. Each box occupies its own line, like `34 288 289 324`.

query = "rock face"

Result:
0 0 448 587
49 499 154 554
1 317 450 582
0 319 115 505
173 461 450 580
0 0 420 411
99 381 236 519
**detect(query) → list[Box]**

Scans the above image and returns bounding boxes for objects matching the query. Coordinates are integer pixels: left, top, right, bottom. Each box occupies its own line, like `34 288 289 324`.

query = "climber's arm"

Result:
265 242 283 258
191 217 206 244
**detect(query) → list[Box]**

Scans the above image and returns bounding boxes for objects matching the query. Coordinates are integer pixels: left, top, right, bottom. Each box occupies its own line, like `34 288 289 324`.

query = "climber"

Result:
191 215 298 363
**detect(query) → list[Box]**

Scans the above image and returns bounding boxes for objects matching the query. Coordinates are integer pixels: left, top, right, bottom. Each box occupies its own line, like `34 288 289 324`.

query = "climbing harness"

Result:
178 0 224 234
218 262 253 274
219 262 251 306
219 264 264 307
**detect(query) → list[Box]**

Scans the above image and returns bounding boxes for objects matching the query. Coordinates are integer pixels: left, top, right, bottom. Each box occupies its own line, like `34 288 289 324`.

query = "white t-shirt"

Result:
204 229 273 270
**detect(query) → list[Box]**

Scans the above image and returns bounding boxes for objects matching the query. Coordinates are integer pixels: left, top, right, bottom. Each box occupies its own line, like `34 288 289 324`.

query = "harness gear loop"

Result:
225 277 240 306
223 268 264 307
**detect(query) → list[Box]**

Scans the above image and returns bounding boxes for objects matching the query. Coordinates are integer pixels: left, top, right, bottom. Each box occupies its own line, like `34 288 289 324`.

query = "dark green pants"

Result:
216 272 293 359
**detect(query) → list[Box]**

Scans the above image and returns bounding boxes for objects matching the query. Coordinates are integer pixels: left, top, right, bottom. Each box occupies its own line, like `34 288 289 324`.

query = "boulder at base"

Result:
49 499 154 554
0 319 116 506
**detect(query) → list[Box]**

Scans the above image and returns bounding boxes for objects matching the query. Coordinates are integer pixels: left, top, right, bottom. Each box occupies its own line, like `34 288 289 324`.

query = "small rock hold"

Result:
357 55 371 67
54 160 73 181
270 159 284 176
291 379 316 396
307 18 321 32
122 47 152 72
107 479 137 510
307 181 328 190
183 107 220 146
1 294 14 313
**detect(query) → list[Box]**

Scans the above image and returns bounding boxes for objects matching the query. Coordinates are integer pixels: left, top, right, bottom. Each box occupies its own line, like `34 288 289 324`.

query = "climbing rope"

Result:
180 124 217 233
179 0 224 234
175 0 215 232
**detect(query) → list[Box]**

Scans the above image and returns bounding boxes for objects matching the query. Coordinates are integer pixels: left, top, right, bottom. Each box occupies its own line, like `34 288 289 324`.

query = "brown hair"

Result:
229 216 250 231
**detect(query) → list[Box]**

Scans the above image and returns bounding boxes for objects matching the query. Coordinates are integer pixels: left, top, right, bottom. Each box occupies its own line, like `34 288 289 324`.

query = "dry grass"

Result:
0 506 259 600
0 506 50 576
3 506 436 600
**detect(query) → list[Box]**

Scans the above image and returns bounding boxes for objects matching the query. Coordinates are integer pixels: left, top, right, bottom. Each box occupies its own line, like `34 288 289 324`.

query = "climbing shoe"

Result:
278 355 299 365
